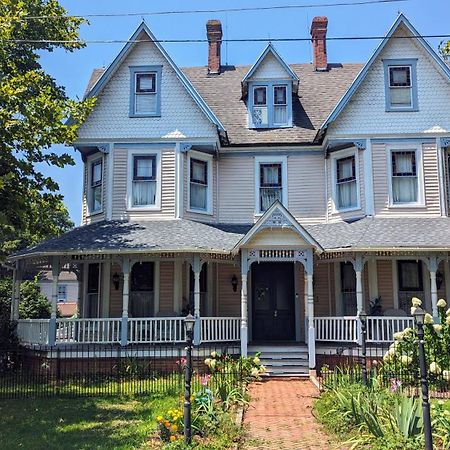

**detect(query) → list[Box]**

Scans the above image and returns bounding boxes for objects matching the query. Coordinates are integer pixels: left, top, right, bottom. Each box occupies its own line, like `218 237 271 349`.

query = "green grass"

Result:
0 394 179 450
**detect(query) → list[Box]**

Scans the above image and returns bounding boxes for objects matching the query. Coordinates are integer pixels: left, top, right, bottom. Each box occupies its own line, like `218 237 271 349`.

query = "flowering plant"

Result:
156 408 183 443
382 297 450 386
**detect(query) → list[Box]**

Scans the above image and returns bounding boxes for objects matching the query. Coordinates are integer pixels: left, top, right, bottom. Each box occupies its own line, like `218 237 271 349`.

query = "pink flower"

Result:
390 378 402 393
176 357 187 368
200 374 211 386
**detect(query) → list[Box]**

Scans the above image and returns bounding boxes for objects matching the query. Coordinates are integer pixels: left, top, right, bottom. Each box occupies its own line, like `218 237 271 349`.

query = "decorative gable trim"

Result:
85 22 226 132
233 200 324 253
242 43 299 95
317 13 450 140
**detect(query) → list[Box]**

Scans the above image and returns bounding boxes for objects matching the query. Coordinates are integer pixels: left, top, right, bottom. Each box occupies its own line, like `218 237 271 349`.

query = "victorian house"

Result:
10 14 450 375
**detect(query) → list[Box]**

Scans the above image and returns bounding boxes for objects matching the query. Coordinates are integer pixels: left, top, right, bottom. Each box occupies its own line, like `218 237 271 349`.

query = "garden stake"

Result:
414 307 433 450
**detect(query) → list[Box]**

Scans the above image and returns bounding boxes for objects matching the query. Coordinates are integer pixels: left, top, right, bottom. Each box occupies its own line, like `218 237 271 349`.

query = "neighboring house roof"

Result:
11 217 450 260
39 270 78 282
85 63 362 146
58 303 77 318
319 13 450 138
84 22 226 133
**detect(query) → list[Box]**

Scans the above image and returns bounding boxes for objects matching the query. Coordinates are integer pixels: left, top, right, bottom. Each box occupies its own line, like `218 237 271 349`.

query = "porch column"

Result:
353 256 364 315
48 257 60 346
240 249 249 357
305 251 315 372
192 254 202 345
304 272 309 344
427 256 439 319
121 258 130 346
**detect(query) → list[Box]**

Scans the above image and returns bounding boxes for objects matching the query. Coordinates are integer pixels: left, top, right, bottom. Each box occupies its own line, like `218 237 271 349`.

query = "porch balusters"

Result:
48 257 60 346
121 258 130 346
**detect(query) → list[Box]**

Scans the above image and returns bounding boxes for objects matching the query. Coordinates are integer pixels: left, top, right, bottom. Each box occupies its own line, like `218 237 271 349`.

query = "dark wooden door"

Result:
252 262 295 341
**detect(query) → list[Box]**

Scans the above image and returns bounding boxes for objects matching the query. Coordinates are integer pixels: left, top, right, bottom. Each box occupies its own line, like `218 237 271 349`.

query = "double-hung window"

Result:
90 159 102 213
132 155 157 207
259 163 283 212
383 59 418 111
336 155 357 210
57 285 67 302
130 66 161 117
250 83 291 128
189 158 209 212
391 150 418 204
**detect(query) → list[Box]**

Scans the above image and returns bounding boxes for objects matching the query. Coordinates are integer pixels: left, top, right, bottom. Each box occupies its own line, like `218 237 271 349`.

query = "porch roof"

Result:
307 217 450 251
10 220 250 259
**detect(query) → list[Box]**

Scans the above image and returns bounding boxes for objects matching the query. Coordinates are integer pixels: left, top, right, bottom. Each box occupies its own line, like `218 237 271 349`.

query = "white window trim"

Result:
86 153 104 217
330 148 361 214
254 155 288 215
126 148 162 211
387 143 425 208
187 150 213 216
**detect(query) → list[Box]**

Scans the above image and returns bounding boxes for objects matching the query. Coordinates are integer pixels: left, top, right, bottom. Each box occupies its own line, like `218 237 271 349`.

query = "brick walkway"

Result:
243 378 340 450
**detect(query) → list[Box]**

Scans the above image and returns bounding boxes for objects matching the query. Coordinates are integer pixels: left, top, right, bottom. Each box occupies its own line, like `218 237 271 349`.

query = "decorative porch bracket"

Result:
48 256 61 346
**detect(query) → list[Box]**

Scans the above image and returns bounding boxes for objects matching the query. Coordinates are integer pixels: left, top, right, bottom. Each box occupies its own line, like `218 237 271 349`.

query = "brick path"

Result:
243 378 340 450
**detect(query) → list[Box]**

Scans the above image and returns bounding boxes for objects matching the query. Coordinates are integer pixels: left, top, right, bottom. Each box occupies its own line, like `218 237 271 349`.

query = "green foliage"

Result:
0 276 18 347
439 40 450 60
394 395 423 439
0 0 95 259
18 277 51 319
432 401 450 449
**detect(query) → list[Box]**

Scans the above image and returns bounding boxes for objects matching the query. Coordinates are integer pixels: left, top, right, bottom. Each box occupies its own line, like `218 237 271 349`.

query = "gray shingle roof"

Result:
12 217 450 260
13 220 250 258
85 62 362 145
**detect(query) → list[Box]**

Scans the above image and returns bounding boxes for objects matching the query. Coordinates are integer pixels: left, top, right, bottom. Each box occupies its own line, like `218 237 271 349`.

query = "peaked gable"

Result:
233 201 324 252
319 14 450 139
84 22 225 133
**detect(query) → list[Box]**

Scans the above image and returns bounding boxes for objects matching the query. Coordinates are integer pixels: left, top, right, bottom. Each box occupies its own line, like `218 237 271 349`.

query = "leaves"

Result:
0 0 95 259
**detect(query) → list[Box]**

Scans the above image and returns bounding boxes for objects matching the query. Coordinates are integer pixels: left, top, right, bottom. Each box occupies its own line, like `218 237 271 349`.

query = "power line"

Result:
21 0 408 20
3 34 450 45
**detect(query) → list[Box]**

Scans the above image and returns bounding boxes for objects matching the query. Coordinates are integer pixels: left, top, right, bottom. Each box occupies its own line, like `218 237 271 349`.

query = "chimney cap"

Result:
310 16 328 33
206 19 223 38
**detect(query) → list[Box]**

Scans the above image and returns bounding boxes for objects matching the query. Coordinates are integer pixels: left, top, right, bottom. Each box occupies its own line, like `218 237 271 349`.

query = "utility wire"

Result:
21 0 408 20
3 34 450 45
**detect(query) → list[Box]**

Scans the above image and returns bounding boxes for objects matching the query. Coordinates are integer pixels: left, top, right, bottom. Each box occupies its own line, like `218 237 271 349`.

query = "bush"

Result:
0 276 17 347
18 277 52 319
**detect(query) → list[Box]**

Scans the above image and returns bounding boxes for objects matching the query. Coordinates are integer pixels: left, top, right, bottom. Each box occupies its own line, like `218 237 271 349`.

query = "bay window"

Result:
132 155 157 207
90 158 102 213
335 155 357 210
189 157 209 212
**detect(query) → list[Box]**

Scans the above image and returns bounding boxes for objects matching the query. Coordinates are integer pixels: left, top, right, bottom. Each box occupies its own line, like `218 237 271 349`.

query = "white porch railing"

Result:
56 318 122 344
17 319 50 345
200 317 241 342
366 316 414 343
314 317 359 342
128 318 186 343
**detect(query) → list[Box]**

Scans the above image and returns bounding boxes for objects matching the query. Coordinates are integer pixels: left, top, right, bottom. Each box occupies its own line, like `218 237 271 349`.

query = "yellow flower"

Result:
156 416 163 422
204 358 211 366
170 424 178 432
210 351 218 358
393 332 403 341
412 297 422 307
437 298 447 308
170 435 177 442
430 362 442 375
447 316 450 326
401 355 412 366
434 324 442 334
424 313 434 325
443 370 450 382
410 306 417 316
165 421 171 428
253 357 261 365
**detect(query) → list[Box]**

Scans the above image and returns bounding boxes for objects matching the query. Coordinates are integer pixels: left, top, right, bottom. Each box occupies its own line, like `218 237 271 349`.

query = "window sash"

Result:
389 66 411 87
253 87 267 106
391 151 418 203
135 73 156 93
91 160 102 187
336 156 356 183
392 151 416 176
57 286 67 302
190 159 208 185
388 66 412 107
398 261 423 291
260 163 282 187
273 86 287 106
132 180 157 206
133 155 156 181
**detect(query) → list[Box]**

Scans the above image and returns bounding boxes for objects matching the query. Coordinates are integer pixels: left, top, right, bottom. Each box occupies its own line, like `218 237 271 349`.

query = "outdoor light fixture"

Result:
112 272 120 291
231 274 238 292
413 306 433 450
436 270 444 290
183 313 195 444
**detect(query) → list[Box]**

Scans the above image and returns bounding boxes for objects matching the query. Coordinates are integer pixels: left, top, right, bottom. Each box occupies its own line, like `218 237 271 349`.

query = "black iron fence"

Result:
317 344 450 398
0 343 242 399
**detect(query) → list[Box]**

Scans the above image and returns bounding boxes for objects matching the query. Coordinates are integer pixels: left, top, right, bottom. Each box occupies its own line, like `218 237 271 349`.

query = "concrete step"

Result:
248 345 308 354
256 352 309 360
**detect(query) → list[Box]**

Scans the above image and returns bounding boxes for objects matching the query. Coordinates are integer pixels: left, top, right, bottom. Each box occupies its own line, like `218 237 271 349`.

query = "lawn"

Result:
0 395 178 450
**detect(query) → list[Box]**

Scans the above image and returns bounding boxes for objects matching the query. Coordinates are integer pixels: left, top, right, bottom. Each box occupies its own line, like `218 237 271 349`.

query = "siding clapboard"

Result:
159 262 174 313
377 260 395 311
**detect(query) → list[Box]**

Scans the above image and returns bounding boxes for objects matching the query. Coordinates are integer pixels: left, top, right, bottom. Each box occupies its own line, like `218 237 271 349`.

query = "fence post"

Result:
48 317 56 347
120 316 128 346
359 312 368 386
117 346 121 396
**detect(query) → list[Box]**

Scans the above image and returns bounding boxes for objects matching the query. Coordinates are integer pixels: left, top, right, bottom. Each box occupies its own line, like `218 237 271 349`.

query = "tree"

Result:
439 40 450 61
0 0 95 259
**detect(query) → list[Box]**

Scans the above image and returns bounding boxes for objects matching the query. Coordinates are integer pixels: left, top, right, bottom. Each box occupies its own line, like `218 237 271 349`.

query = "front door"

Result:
252 262 295 341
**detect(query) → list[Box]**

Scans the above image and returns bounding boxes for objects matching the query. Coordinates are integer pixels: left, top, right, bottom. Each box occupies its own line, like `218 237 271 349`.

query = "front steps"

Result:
248 344 309 377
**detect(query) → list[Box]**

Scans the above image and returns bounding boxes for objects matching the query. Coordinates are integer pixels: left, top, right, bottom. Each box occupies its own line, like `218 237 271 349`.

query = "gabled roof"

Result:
233 201 324 253
318 13 450 138
242 43 300 84
85 22 226 132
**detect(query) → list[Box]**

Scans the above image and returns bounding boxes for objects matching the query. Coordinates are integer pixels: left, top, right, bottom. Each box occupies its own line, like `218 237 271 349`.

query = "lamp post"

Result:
413 306 433 450
359 311 368 386
183 314 195 445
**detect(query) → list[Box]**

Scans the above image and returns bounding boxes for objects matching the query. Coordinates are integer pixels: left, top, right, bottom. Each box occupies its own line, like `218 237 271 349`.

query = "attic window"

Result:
129 66 162 117
383 59 418 112
249 82 292 129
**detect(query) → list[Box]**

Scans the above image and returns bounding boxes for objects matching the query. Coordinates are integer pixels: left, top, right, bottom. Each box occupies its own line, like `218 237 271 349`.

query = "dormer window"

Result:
129 66 162 117
249 82 292 129
383 59 418 111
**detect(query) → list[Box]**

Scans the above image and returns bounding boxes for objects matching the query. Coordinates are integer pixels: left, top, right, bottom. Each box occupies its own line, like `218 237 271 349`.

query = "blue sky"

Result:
39 0 449 225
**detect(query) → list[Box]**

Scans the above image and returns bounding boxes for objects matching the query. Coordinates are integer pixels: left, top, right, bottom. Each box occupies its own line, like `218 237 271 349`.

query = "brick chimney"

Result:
206 19 222 74
310 16 328 71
